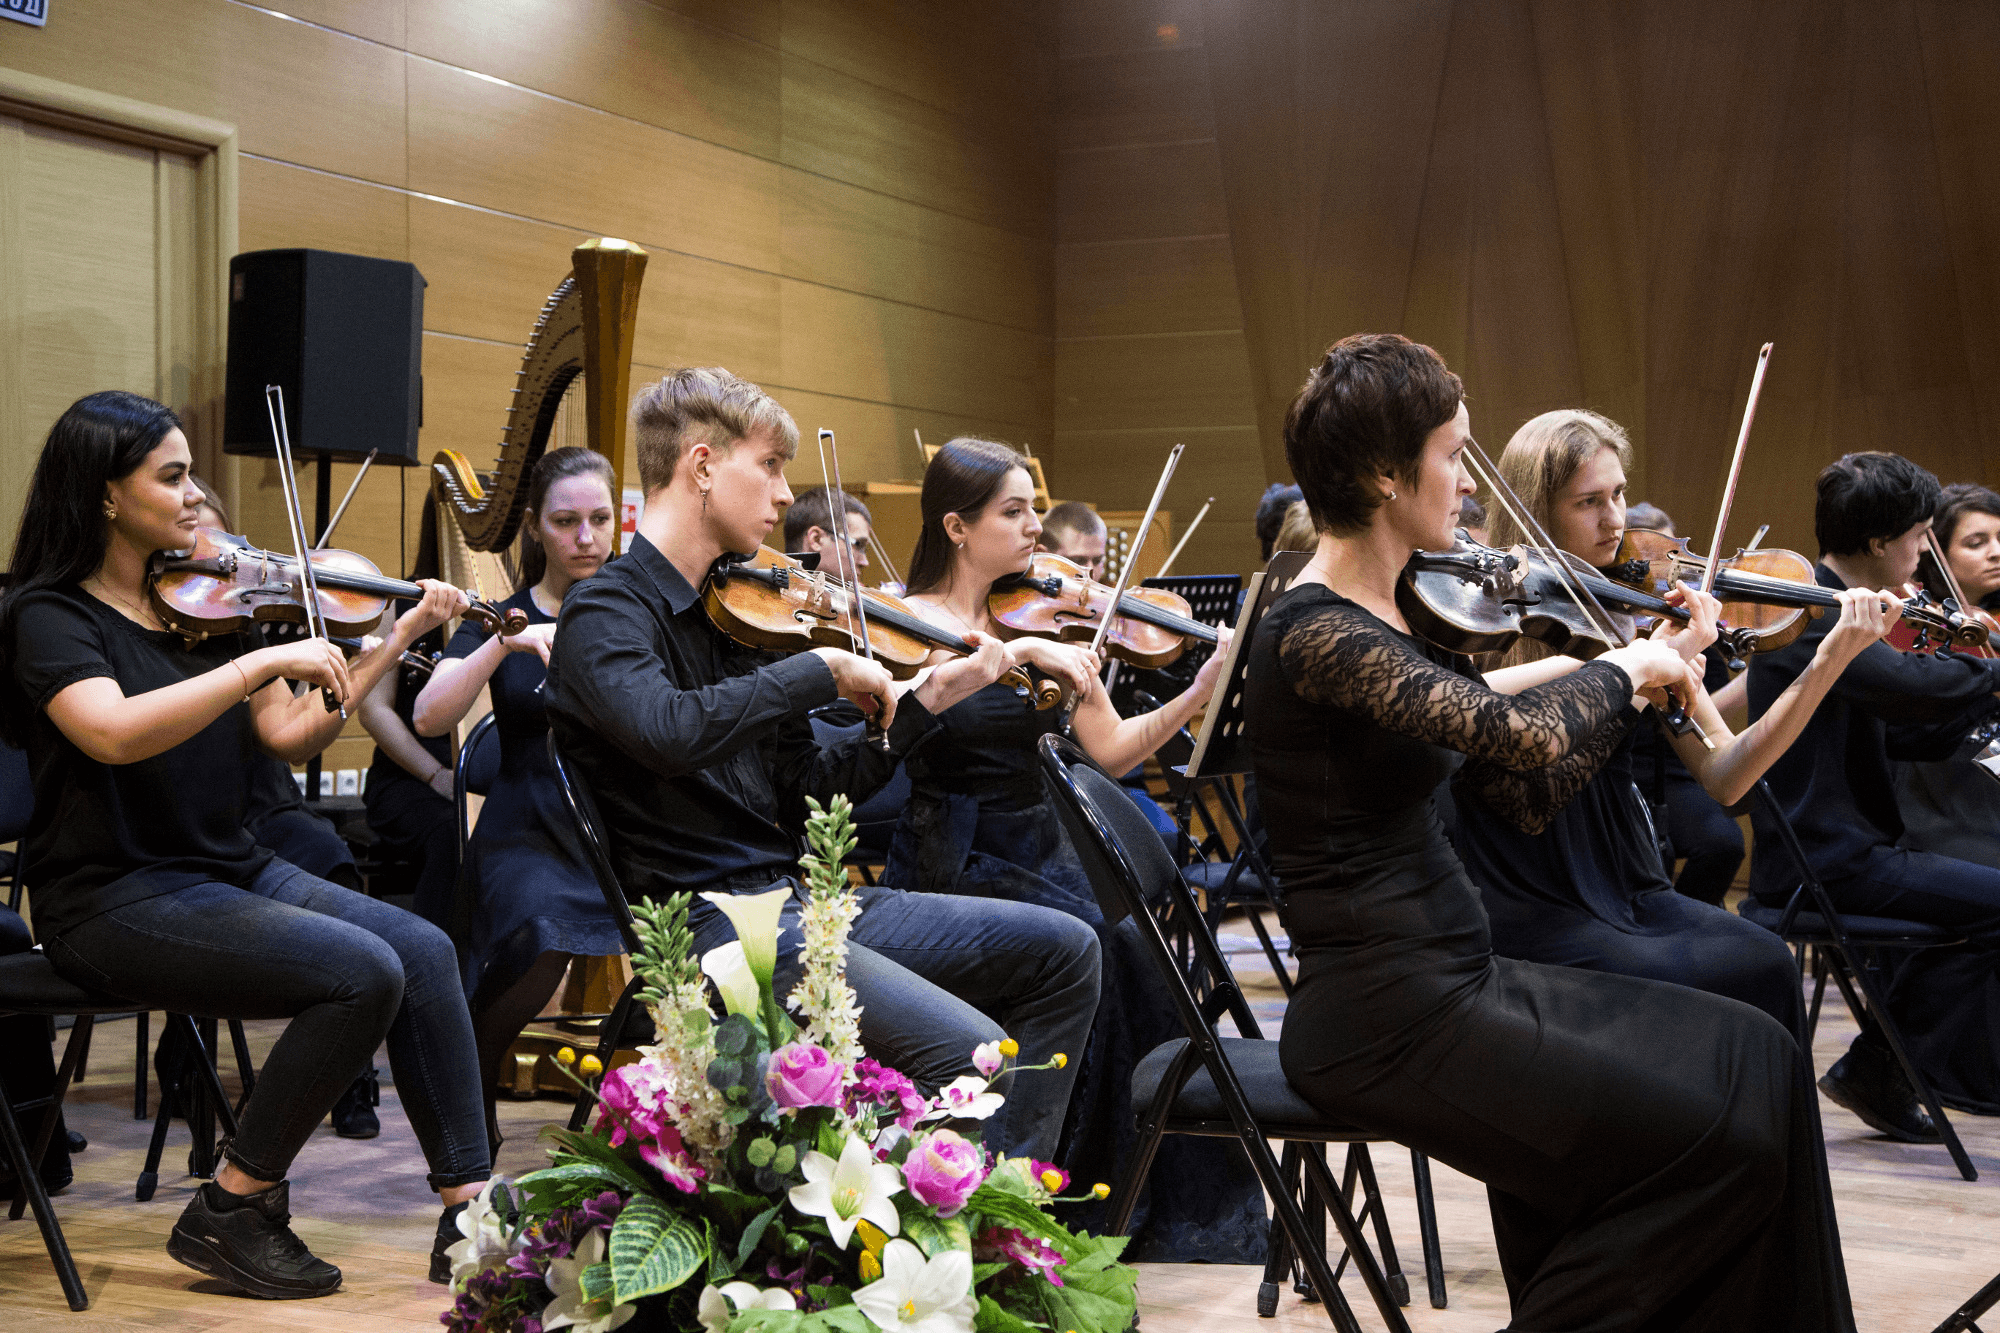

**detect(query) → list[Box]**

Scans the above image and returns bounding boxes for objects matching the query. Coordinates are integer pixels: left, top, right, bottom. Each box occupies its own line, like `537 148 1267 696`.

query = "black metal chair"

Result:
1738 779 1976 1181
1039 734 1444 1333
546 734 648 1131
454 712 503 865
0 951 241 1311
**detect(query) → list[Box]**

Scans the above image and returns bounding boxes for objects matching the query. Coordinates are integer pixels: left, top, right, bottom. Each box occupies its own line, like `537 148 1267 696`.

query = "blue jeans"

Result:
45 859 488 1189
689 882 1100 1161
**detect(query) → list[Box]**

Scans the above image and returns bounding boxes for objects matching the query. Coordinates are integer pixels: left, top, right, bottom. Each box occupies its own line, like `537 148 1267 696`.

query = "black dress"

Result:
1455 719 1806 1041
1247 586 1852 1331
362 611 454 923
443 587 623 1007
882 678 1269 1264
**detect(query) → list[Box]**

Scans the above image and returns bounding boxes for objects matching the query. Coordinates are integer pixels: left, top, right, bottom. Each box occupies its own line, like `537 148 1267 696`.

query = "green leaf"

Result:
973 1294 1046 1333
971 1262 1010 1285
513 1161 635 1211
580 1260 615 1305
772 1143 797 1175
734 1203 783 1270
895 1192 972 1257
608 1196 708 1303
734 1306 874 1333
746 1138 777 1168
537 1125 651 1195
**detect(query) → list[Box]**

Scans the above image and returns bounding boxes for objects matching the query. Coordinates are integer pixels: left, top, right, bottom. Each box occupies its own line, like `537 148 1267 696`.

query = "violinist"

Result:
1933 482 2000 612
1034 500 1108 580
1449 411 1896 1045
0 391 490 1297
1749 453 2000 1143
1245 334 1854 1330
412 447 623 1155
541 368 1100 1163
1253 482 1303 563
883 439 1260 1261
1273 498 1316 554
782 484 873 575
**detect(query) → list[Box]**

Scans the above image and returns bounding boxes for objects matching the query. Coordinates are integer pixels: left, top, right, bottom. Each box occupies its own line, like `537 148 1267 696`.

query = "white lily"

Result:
443 1177 514 1287
852 1240 977 1333
698 1281 799 1333
542 1228 636 1333
923 1075 1004 1121
701 941 761 1018
788 1133 904 1249
700 884 792 989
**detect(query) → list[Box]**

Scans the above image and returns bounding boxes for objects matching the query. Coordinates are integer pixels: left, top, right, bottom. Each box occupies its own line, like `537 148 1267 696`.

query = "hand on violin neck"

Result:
812 648 897 730
915 632 1012 714
1816 586 1903 667
1005 637 1101 700
1651 580 1721 661
399 579 471 639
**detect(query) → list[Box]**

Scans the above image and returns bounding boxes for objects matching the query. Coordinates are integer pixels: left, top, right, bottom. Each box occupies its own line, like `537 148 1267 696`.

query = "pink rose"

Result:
767 1042 846 1110
900 1129 985 1218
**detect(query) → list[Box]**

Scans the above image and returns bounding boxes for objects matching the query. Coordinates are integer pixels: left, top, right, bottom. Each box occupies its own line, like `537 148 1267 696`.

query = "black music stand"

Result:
1106 574 1242 711
1935 1272 2000 1333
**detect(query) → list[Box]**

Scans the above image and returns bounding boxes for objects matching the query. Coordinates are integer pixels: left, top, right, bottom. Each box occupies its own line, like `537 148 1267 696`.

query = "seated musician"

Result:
783 484 874 576
1254 482 1303 563
1 391 489 1297
1035 501 1107 580
1457 493 1489 546
541 368 1100 1162
1749 452 2000 1141
412 446 624 1154
1273 498 1316 554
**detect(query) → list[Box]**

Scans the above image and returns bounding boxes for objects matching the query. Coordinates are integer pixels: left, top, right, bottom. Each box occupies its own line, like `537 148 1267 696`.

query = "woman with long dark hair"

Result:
884 438 1264 1261
1245 334 1860 1329
413 446 622 1152
1 391 490 1298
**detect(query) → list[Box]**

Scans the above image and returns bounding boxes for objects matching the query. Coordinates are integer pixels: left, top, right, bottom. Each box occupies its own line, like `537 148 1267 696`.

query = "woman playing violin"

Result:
1453 409 1899 1046
887 437 1263 1261
0 392 490 1298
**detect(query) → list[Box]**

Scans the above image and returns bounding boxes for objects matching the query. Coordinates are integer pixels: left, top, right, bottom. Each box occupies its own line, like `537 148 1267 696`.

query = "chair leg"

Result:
1297 1140 1413 1333
1347 1144 1409 1307
133 1011 149 1120
1409 1151 1446 1310
1258 1143 1302 1316
566 979 641 1133
1248 1132 1375 1333
0 1072 87 1310
1805 950 1828 1043
10 1016 93 1223
1822 948 1975 1181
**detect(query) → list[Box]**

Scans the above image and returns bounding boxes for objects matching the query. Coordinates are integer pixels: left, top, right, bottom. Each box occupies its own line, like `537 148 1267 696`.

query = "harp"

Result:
430 237 648 552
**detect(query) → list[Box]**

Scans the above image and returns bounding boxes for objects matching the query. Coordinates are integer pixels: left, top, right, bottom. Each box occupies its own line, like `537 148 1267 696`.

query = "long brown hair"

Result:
905 437 1030 596
517 447 618 592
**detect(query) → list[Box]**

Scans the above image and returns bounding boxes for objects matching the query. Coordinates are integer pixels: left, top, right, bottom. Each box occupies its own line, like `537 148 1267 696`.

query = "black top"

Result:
904 674 1056 811
542 535 938 899
9 585 272 942
443 585 551 752
1747 563 2000 896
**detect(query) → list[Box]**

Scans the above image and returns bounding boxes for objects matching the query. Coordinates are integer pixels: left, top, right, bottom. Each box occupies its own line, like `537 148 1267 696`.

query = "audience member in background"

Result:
359 507 458 925
1459 493 1489 544
1036 500 1108 580
413 448 621 1153
1619 500 1750 905
1254 482 1303 562
1930 482 2000 613
1273 499 1316 555
189 475 376 1137
783 485 873 576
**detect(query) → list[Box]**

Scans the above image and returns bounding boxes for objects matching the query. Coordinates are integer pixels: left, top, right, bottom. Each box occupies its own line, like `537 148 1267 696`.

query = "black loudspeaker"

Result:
223 249 425 463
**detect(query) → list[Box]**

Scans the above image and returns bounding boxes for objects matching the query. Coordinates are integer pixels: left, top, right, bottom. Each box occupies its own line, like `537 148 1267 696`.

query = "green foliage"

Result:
798 796 859 899
536 1124 650 1196
514 1160 640 1211
897 1192 972 1257
608 1196 708 1303
629 891 698 1006
732 1304 874 1333
972 1294 1046 1333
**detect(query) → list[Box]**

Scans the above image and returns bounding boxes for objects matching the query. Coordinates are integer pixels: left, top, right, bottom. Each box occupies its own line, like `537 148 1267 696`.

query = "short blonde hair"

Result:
630 367 798 493
1274 499 1317 554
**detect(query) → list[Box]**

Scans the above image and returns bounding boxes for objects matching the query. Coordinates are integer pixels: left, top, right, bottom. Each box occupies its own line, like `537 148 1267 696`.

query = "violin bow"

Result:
263 385 346 719
1152 496 1214 580
1064 444 1183 732
817 428 890 749
1701 343 1773 594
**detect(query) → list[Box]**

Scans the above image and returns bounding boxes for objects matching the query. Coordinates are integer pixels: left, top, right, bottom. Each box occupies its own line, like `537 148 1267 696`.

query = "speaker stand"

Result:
304 451 334 806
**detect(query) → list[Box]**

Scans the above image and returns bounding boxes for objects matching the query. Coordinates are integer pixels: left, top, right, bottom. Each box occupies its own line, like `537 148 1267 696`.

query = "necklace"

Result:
86 579 163 630
924 595 987 641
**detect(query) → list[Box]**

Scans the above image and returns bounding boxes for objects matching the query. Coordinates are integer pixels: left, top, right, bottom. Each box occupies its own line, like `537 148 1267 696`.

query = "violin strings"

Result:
1464 442 1626 647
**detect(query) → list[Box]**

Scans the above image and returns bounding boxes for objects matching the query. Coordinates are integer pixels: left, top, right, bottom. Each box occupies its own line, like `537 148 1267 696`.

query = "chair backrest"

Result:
1038 733 1263 1040
453 712 501 860
0 743 31 845
545 732 644 956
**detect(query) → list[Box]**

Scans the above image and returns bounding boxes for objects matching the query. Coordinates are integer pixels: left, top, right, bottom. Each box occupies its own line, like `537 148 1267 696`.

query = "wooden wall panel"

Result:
237 158 410 262
1057 141 1228 244
780 0 1054 129
1056 237 1238 339
1056 45 1211 150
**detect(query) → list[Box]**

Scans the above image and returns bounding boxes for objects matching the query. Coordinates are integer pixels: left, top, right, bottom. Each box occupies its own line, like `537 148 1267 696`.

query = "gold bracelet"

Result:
231 660 254 703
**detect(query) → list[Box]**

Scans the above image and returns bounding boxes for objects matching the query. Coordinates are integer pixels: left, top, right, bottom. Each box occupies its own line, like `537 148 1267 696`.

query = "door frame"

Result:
0 65 238 485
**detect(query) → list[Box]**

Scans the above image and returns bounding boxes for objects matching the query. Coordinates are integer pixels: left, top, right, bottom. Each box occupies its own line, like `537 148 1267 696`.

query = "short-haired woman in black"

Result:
0 391 490 1299
1245 334 1857 1329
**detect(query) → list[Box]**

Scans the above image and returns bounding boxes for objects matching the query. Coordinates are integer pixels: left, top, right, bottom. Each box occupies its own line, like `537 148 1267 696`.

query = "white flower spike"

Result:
443 1178 514 1288
788 1134 904 1249
541 1229 637 1333
853 1239 977 1333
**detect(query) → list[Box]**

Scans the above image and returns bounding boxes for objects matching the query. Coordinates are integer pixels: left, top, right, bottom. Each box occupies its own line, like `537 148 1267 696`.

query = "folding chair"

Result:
0 951 241 1311
1040 734 1445 1333
546 734 648 1130
1739 779 1976 1181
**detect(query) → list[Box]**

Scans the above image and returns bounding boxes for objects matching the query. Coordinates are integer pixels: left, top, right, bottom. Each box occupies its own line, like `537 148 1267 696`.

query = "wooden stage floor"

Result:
0 959 1994 1331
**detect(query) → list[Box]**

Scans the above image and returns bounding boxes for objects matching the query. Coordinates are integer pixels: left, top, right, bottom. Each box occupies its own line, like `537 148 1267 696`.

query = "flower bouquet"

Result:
443 796 1139 1333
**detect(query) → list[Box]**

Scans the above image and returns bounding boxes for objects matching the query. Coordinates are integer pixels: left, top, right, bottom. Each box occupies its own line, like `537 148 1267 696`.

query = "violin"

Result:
987 552 1220 670
1604 528 1988 658
1890 530 2000 658
148 527 530 643
703 547 1059 708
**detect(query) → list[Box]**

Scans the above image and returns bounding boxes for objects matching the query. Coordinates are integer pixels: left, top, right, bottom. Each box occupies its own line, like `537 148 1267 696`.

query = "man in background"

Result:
1036 500 1107 580
784 485 873 575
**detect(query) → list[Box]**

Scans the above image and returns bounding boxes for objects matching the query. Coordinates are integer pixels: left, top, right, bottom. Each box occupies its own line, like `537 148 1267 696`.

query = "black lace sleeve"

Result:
1456 706 1643 834
1275 599 1633 772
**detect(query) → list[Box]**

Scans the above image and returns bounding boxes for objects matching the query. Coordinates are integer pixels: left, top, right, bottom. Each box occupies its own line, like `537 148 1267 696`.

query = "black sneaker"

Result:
1819 1035 1941 1144
167 1180 342 1299
330 1069 380 1140
431 1202 468 1284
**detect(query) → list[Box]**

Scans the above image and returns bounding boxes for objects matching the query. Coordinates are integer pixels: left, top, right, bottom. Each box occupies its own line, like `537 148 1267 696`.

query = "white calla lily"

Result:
788 1134 903 1249
699 885 792 988
700 941 761 1018
698 1281 798 1333
443 1177 514 1287
852 1240 977 1333
541 1229 636 1333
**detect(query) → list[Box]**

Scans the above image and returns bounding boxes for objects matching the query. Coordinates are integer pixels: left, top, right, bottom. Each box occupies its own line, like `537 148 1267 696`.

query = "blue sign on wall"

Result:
0 0 47 26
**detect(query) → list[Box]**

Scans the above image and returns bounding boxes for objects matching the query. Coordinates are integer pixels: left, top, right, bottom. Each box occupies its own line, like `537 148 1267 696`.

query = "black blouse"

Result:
9 586 271 942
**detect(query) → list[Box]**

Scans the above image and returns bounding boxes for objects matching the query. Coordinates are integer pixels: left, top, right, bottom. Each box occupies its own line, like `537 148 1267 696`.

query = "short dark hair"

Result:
629 367 797 493
1814 452 1941 558
1254 484 1303 561
1624 500 1672 534
1285 333 1464 536
1458 494 1488 531
1933 483 2000 550
783 485 871 552
1038 500 1104 552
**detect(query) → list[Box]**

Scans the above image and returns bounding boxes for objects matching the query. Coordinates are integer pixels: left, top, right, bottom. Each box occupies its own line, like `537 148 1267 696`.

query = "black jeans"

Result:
45 859 487 1189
